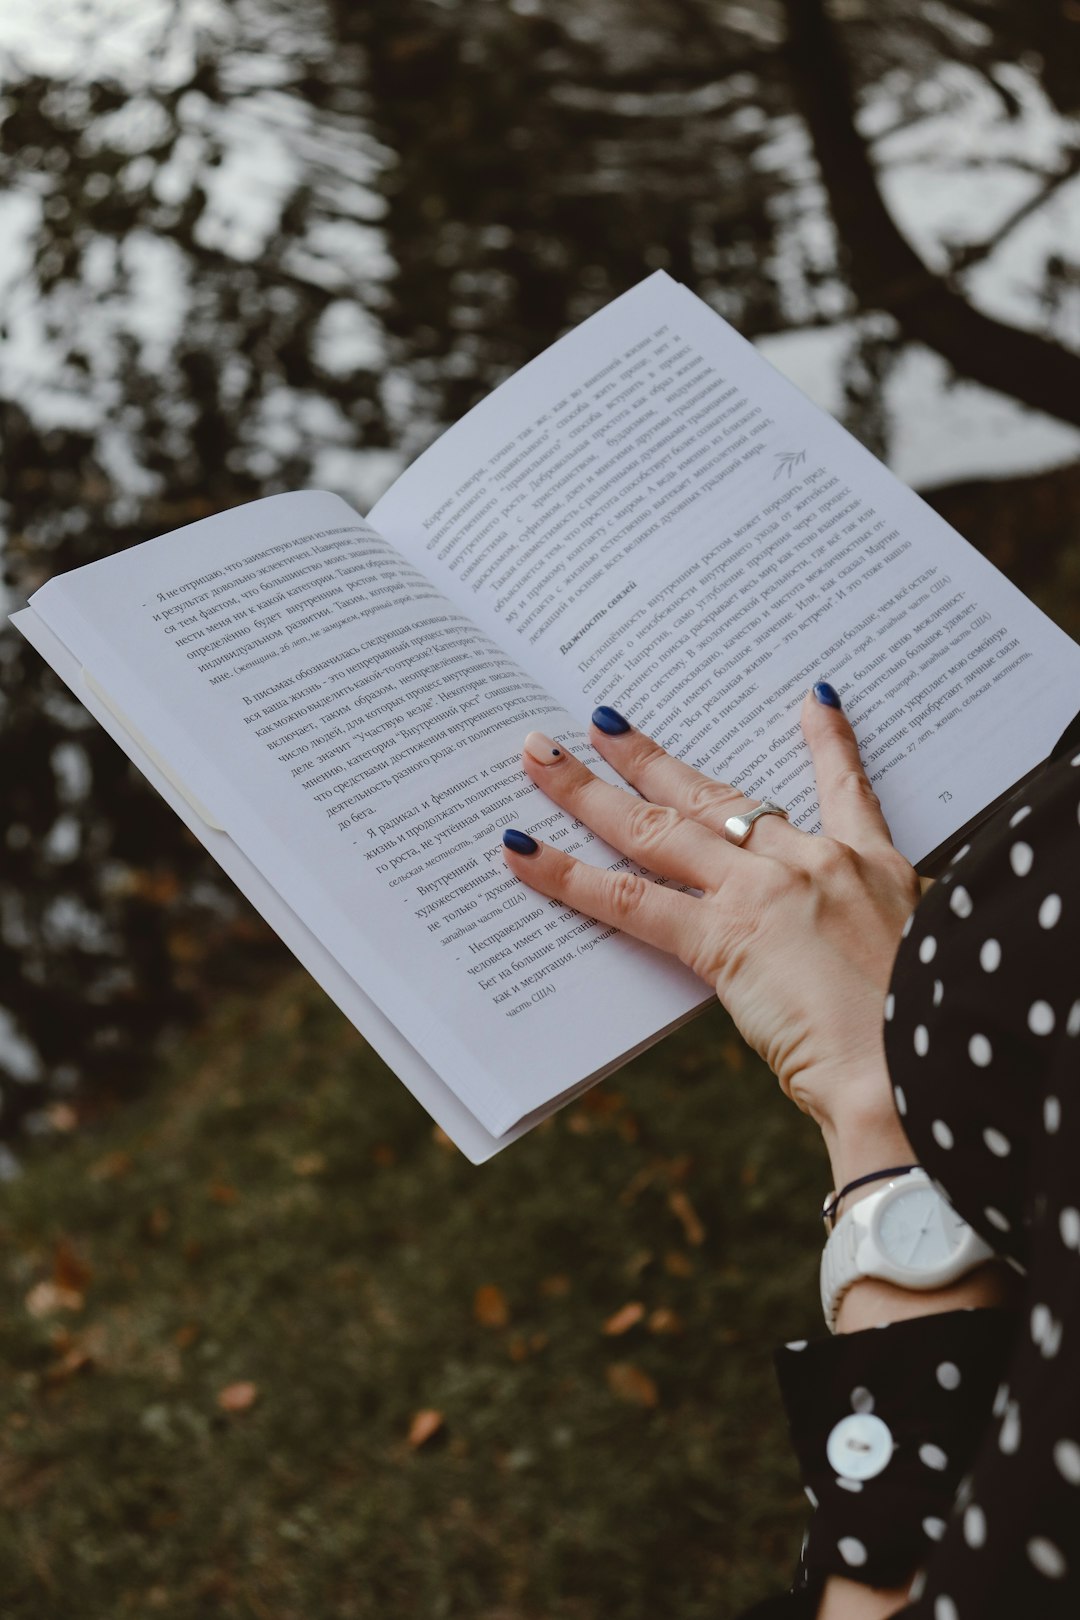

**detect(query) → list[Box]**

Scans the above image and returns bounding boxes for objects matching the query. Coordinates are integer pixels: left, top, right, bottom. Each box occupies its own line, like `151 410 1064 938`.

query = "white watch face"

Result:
875 1184 967 1272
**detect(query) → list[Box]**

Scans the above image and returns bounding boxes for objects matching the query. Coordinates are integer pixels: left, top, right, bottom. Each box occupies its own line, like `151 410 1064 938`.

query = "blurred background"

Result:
0 2 1077 1616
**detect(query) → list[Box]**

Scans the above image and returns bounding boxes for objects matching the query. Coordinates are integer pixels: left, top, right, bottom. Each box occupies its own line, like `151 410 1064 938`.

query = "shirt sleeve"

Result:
772 1309 1017 1591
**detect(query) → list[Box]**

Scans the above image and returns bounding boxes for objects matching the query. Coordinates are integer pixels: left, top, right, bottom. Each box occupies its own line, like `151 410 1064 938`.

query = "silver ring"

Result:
723 799 790 846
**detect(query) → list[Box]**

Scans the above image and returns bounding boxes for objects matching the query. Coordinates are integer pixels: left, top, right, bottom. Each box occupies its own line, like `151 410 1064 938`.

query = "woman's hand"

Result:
500 687 922 1146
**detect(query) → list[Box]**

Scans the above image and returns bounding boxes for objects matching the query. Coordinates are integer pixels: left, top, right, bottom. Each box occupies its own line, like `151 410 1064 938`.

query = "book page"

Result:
371 272 1080 864
11 608 543 1165
25 490 707 1139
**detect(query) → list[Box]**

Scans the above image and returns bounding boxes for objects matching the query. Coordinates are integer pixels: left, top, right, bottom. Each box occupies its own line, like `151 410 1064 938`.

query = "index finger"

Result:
800 681 896 854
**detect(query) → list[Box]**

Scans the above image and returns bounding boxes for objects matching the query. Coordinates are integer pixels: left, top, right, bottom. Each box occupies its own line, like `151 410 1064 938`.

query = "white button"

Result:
826 1413 894 1480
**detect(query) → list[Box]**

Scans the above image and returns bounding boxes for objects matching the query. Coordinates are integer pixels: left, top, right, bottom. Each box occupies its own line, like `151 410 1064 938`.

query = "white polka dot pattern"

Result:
1053 1439 1080 1485
1026 1536 1067 1580
1009 840 1033 875
968 1033 992 1066
1000 1403 1021 1455
963 1502 986 1547
781 752 1080 1614
1028 999 1055 1035
1038 893 1062 929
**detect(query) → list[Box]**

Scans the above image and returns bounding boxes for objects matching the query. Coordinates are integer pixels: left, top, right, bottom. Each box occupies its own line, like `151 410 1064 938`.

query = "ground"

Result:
0 978 826 1619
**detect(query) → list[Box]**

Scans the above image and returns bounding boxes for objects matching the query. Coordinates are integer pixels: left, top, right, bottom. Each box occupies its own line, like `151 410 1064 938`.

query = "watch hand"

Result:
905 1209 937 1266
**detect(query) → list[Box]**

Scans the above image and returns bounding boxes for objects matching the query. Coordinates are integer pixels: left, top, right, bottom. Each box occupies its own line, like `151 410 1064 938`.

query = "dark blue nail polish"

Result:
813 681 842 710
503 828 539 855
592 705 631 735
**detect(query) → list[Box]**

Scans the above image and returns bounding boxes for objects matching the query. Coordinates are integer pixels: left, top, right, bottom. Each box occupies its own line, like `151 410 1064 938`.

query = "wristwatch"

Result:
820 1168 995 1333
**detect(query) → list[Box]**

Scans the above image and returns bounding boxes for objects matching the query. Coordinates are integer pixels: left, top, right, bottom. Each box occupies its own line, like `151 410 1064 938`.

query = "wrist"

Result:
822 1107 918 1202
798 1055 915 1194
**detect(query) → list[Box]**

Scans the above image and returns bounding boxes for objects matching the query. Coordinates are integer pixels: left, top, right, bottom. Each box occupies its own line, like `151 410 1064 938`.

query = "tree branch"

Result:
780 0 1080 429
948 147 1080 273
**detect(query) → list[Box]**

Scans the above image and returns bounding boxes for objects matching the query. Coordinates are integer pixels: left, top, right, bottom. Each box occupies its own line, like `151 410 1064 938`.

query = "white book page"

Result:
23 490 707 1139
371 272 1080 863
10 608 526 1164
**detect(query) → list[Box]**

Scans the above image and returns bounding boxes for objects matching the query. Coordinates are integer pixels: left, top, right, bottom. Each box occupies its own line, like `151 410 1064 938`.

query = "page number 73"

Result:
938 789 953 804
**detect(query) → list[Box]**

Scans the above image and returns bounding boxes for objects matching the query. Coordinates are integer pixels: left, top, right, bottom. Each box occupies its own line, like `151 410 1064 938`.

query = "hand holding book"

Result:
501 686 918 1158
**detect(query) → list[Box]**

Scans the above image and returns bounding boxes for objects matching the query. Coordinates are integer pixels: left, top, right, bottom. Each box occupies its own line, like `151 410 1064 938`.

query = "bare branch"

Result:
779 0 1080 428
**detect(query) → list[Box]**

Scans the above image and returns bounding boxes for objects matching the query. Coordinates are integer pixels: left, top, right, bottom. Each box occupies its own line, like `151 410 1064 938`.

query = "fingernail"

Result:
813 681 842 710
502 828 539 855
592 704 631 735
523 730 564 765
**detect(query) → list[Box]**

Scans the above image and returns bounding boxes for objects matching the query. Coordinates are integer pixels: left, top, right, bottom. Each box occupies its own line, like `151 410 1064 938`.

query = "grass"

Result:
0 976 829 1619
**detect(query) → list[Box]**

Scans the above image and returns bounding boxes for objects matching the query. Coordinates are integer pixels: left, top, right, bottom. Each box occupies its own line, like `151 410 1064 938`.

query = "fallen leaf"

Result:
605 1362 659 1408
25 1281 83 1318
407 1409 445 1448
473 1284 510 1328
508 1334 529 1363
664 1250 694 1277
602 1301 645 1336
539 1274 571 1298
217 1381 258 1412
174 1323 200 1349
143 1205 171 1239
54 1239 92 1293
668 1189 706 1246
129 869 182 906
431 1126 457 1153
618 1161 662 1205
581 1089 623 1117
209 1181 239 1206
720 1039 746 1073
371 1144 396 1167
647 1308 684 1335
291 1152 325 1177
89 1150 133 1182
43 1345 94 1385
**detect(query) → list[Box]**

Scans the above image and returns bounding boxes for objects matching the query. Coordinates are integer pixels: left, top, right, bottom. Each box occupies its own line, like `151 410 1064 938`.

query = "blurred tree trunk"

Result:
781 0 1080 429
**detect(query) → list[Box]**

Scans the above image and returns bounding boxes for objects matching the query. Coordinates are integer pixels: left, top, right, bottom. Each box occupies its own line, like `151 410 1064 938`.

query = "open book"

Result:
13 273 1080 1162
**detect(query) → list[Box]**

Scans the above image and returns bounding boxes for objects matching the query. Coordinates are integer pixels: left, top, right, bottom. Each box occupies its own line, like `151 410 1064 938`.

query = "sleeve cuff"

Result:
774 1308 1018 1589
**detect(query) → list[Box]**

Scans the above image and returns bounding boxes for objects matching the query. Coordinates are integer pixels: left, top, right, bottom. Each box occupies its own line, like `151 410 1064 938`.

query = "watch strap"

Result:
820 1201 864 1333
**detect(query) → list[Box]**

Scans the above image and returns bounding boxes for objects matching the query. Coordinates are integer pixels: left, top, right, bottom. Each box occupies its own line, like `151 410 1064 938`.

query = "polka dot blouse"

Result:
742 744 1080 1617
